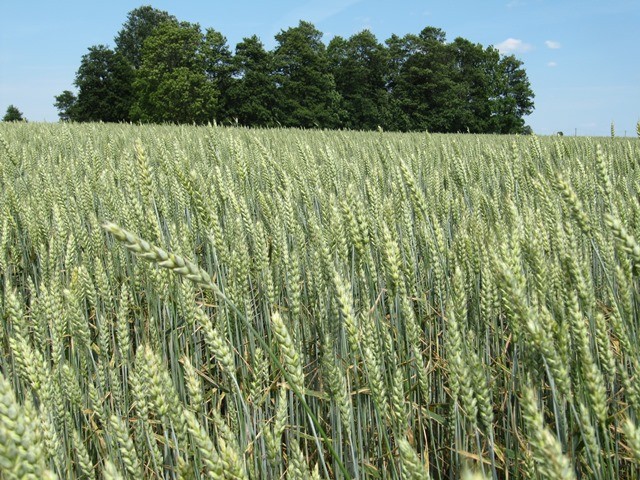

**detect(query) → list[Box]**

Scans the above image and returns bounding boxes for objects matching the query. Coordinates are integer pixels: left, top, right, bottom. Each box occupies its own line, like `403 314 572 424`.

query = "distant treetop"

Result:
3 105 26 122
54 6 535 134
114 5 177 69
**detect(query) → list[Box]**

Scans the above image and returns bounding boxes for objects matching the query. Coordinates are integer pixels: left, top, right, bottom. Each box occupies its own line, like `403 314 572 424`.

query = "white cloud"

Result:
545 40 561 49
547 61 558 67
496 38 533 54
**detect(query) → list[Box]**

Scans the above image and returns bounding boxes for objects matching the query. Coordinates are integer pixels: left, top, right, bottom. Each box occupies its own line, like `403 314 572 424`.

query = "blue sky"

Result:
1 0 638 136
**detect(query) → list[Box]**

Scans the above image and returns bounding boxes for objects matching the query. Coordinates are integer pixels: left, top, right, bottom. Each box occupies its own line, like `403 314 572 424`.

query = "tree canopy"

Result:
114 5 176 69
328 30 392 130
2 105 26 122
227 35 276 127
53 91 77 121
130 22 217 124
272 21 342 129
72 45 134 122
55 6 535 133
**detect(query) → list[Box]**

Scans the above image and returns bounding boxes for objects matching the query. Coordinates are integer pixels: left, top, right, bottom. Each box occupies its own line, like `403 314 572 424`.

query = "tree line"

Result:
55 6 535 133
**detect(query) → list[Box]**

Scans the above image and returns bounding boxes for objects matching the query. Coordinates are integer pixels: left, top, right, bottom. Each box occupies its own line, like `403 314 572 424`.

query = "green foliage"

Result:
386 29 533 133
386 28 459 132
489 55 535 133
2 105 25 122
53 90 77 121
56 7 536 131
328 30 392 130
131 22 218 124
114 5 176 69
73 45 134 122
448 38 497 133
202 28 235 121
227 35 276 126
272 21 343 128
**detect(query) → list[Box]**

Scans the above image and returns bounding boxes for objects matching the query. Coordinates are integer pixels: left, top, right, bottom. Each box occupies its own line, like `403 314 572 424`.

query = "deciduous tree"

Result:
447 38 497 133
387 27 460 132
489 55 535 134
227 35 276 126
53 90 77 121
72 45 134 122
2 105 25 122
56 6 536 132
114 5 176 69
272 21 342 128
328 30 391 130
131 22 217 124
202 28 234 121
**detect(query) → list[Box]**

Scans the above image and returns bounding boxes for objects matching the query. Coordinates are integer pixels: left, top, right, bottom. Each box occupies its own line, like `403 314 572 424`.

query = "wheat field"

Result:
1 122 639 479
